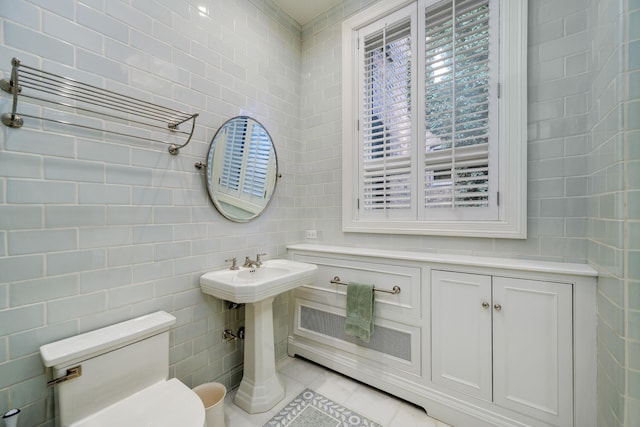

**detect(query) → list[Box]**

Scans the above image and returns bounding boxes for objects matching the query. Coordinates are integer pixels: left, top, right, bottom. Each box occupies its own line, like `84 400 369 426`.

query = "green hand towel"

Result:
344 281 375 343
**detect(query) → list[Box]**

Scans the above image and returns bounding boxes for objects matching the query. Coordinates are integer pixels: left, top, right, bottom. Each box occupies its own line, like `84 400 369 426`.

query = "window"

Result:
342 0 527 238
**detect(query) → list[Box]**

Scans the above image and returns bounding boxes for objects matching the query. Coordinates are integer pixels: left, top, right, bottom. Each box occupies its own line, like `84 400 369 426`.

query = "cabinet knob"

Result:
494 303 502 311
482 302 490 309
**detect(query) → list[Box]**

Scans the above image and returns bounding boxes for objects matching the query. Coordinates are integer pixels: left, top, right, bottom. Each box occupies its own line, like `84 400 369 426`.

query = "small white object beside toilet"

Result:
193 382 227 427
39 311 206 427
2 409 20 427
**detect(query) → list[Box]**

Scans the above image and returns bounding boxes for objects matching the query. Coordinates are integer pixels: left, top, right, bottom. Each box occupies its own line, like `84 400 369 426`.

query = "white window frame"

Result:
342 0 527 238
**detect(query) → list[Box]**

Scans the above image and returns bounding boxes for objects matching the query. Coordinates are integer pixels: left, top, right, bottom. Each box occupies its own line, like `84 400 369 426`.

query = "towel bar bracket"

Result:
330 276 401 295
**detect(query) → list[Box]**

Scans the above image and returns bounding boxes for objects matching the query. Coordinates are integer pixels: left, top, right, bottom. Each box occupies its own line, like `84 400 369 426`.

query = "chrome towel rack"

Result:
330 276 401 295
1 58 198 155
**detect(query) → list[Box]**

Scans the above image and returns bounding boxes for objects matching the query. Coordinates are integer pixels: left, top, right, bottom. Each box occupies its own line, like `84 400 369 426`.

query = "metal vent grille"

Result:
300 306 411 361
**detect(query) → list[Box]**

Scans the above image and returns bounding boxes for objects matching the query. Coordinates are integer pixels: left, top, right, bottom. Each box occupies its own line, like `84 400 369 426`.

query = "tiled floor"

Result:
224 356 451 427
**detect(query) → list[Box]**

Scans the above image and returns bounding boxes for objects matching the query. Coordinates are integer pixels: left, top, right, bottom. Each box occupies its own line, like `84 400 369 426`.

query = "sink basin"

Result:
200 259 317 303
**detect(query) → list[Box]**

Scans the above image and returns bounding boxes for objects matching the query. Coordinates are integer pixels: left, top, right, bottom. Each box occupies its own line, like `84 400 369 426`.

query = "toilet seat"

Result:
70 378 205 427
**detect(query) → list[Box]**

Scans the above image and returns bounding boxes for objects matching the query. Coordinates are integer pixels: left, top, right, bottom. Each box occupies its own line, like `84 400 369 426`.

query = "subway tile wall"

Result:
588 0 640 425
0 1 302 425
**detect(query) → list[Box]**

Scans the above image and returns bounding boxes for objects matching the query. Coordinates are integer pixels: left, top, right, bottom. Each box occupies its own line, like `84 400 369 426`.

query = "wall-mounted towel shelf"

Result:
330 276 401 295
1 58 198 155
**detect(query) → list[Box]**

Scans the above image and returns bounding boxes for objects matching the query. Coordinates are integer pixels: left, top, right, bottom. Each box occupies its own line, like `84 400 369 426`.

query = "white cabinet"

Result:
286 244 597 427
432 271 492 400
432 270 573 426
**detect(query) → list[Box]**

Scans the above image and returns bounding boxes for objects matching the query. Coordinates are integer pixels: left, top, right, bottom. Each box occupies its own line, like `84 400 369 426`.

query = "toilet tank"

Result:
40 311 176 427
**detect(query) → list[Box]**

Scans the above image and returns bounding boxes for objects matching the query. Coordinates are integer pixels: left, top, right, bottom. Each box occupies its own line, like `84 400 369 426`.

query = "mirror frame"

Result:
205 116 279 222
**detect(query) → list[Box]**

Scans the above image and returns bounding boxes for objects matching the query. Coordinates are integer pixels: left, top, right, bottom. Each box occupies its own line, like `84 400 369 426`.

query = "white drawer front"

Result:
292 254 422 323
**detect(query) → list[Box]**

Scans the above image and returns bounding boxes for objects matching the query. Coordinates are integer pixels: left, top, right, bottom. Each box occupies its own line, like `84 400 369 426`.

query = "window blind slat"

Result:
362 13 413 211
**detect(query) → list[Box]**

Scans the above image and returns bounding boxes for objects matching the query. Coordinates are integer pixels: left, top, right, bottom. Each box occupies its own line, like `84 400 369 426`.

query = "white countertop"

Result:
287 243 598 277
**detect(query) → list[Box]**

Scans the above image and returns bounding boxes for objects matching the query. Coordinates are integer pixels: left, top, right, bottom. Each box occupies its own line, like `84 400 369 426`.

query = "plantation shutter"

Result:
422 0 498 220
359 6 416 219
220 119 247 194
242 122 271 198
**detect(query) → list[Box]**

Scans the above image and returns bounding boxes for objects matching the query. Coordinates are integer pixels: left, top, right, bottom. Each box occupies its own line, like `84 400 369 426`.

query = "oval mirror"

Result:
205 116 278 222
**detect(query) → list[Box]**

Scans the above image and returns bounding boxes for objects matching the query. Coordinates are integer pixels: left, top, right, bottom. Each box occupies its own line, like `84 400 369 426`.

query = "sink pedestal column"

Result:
234 297 285 413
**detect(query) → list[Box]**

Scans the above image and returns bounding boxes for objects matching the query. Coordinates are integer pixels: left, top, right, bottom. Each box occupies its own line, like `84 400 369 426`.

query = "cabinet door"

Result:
431 270 492 400
492 277 573 426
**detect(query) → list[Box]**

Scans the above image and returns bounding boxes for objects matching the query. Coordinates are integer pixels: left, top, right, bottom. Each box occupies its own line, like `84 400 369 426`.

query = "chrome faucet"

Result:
243 253 266 268
243 256 259 268
225 257 239 270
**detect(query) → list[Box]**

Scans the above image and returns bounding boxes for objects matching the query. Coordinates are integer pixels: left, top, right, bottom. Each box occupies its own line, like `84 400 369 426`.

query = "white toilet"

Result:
40 311 206 427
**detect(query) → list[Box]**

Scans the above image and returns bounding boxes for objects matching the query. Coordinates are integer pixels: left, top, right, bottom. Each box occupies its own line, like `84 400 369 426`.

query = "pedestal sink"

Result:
200 259 317 413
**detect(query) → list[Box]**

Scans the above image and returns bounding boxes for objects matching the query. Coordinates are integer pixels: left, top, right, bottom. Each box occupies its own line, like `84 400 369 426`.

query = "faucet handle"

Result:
225 257 239 270
256 253 266 266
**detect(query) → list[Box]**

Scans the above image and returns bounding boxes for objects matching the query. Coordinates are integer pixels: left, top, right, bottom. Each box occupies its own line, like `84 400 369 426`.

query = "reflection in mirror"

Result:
206 116 278 222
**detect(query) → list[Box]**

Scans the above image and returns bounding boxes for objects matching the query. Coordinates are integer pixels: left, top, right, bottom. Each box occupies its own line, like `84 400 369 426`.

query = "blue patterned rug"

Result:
263 388 382 427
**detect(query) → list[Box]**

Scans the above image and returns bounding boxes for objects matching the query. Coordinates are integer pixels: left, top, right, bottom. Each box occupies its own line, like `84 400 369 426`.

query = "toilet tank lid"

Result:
40 311 176 368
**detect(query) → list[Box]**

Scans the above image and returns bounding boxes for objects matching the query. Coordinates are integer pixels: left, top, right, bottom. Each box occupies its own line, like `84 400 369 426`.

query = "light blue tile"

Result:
78 49 128 87
629 310 640 341
132 187 173 205
631 41 640 70
7 128 75 158
77 3 129 43
47 292 107 324
132 295 173 317
108 282 154 308
43 10 102 53
45 157 105 183
107 206 153 225
153 207 191 224
106 164 153 186
107 245 154 267
154 241 191 261
80 267 132 293
0 206 43 230
0 338 6 363
629 282 640 310
629 397 640 427
0 354 44 389
0 0 40 29
77 307 132 334
10 275 78 306
132 260 173 282
9 320 77 359
45 206 105 227
0 255 44 282
0 152 42 179
0 390 8 425
7 180 76 204
132 225 173 244
9 375 49 410
46 249 106 276
630 341 640 371
8 229 77 255
0 305 45 336
630 371 640 400
79 226 132 249
78 183 131 205
5 22 74 65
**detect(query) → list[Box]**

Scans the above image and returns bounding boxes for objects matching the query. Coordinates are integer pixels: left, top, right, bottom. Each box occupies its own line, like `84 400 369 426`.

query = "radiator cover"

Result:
299 305 411 361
